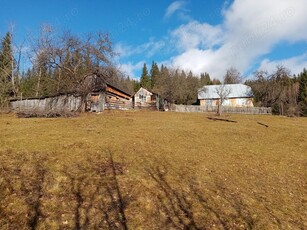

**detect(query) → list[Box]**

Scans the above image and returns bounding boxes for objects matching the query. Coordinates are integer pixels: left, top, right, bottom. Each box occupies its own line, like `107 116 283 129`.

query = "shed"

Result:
133 87 166 110
89 82 132 111
198 84 254 107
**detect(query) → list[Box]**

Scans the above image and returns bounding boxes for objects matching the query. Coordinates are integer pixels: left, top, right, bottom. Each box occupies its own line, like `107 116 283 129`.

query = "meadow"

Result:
0 111 306 229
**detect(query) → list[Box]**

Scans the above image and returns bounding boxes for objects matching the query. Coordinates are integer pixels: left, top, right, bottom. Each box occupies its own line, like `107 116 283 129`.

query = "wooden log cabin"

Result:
10 80 132 113
88 83 132 112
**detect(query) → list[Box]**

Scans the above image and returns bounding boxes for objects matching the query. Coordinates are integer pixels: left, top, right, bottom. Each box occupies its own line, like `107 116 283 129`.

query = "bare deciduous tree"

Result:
224 67 242 84
31 25 115 111
247 66 300 116
216 84 231 116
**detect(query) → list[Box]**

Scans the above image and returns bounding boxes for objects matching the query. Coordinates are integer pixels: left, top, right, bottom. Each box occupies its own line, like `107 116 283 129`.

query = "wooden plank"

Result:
106 86 131 100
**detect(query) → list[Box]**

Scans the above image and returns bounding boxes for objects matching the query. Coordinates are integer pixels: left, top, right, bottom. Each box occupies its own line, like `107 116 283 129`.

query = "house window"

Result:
139 94 146 102
222 99 230 106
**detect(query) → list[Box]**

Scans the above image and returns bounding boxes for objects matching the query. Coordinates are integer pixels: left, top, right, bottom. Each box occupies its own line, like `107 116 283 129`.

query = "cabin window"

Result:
139 95 146 102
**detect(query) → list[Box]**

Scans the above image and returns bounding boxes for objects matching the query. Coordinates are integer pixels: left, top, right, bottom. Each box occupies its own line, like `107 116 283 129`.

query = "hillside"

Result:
0 111 306 229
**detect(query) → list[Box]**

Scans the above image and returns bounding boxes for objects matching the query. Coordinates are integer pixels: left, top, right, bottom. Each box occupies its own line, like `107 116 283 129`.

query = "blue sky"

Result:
0 0 306 80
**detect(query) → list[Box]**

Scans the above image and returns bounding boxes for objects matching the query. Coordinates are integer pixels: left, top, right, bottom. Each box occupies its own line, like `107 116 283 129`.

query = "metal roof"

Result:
198 84 253 99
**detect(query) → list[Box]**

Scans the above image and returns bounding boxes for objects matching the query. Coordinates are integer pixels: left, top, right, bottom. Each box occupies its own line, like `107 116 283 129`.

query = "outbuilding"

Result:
198 84 254 107
133 87 166 110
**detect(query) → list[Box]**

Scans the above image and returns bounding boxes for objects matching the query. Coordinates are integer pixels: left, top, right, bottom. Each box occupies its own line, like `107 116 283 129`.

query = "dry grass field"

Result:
0 111 306 229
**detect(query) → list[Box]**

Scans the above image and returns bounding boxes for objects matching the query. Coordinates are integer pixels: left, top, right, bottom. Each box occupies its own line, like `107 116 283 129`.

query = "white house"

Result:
132 87 170 110
198 84 254 107
133 87 155 104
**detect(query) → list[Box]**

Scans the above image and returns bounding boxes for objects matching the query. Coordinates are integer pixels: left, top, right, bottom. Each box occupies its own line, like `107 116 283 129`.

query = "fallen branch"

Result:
257 122 269 127
207 117 237 123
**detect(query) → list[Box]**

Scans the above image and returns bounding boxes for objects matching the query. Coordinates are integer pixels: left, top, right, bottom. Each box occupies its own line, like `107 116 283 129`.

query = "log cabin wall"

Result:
10 83 133 112
10 94 82 112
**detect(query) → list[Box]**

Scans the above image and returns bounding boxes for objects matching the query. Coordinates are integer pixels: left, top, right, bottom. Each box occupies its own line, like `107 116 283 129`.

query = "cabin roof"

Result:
133 87 158 97
9 82 131 102
198 84 253 99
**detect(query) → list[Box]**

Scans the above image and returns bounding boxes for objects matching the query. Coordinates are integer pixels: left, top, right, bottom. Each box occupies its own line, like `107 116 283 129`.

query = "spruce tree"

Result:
133 80 141 92
298 68 307 116
0 32 13 106
200 72 212 86
150 61 160 89
140 63 151 89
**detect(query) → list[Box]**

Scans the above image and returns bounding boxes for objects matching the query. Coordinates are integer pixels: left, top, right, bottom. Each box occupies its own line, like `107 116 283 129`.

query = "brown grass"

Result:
0 111 306 229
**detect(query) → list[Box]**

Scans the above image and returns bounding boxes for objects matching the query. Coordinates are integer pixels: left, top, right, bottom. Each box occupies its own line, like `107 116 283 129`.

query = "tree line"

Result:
137 62 221 105
246 66 307 116
0 28 306 116
136 63 307 116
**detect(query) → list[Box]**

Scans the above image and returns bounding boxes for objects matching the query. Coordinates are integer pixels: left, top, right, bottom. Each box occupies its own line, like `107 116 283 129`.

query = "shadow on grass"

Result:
62 151 129 230
146 165 200 229
145 162 256 230
0 153 47 229
24 160 46 230
0 151 130 230
0 152 304 229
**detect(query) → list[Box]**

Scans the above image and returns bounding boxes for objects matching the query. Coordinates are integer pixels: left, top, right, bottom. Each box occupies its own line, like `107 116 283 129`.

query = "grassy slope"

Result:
0 111 306 229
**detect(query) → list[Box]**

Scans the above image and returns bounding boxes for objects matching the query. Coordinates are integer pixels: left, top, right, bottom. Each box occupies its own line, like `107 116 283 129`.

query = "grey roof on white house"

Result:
198 84 253 99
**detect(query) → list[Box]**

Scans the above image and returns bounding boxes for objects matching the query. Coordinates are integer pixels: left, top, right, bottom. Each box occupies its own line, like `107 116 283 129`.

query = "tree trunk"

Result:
79 94 88 112
36 68 41 97
217 101 222 116
11 58 16 97
57 71 61 93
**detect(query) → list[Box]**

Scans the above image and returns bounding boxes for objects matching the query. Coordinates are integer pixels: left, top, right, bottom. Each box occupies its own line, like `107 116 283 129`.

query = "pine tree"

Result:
133 80 141 92
150 61 160 89
140 63 151 89
0 32 14 106
298 68 307 116
200 72 212 86
186 71 199 105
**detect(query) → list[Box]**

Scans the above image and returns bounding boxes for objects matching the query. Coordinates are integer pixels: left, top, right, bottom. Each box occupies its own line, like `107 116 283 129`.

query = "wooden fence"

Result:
170 104 272 115
104 101 133 110
133 102 159 111
10 95 82 112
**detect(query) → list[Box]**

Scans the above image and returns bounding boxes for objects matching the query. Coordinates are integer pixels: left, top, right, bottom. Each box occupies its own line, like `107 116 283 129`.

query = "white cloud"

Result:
171 21 223 51
115 39 166 59
170 0 307 79
164 1 190 20
114 43 134 58
138 39 166 58
171 49 212 73
259 55 307 75
116 0 307 80
114 39 167 79
117 61 144 79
